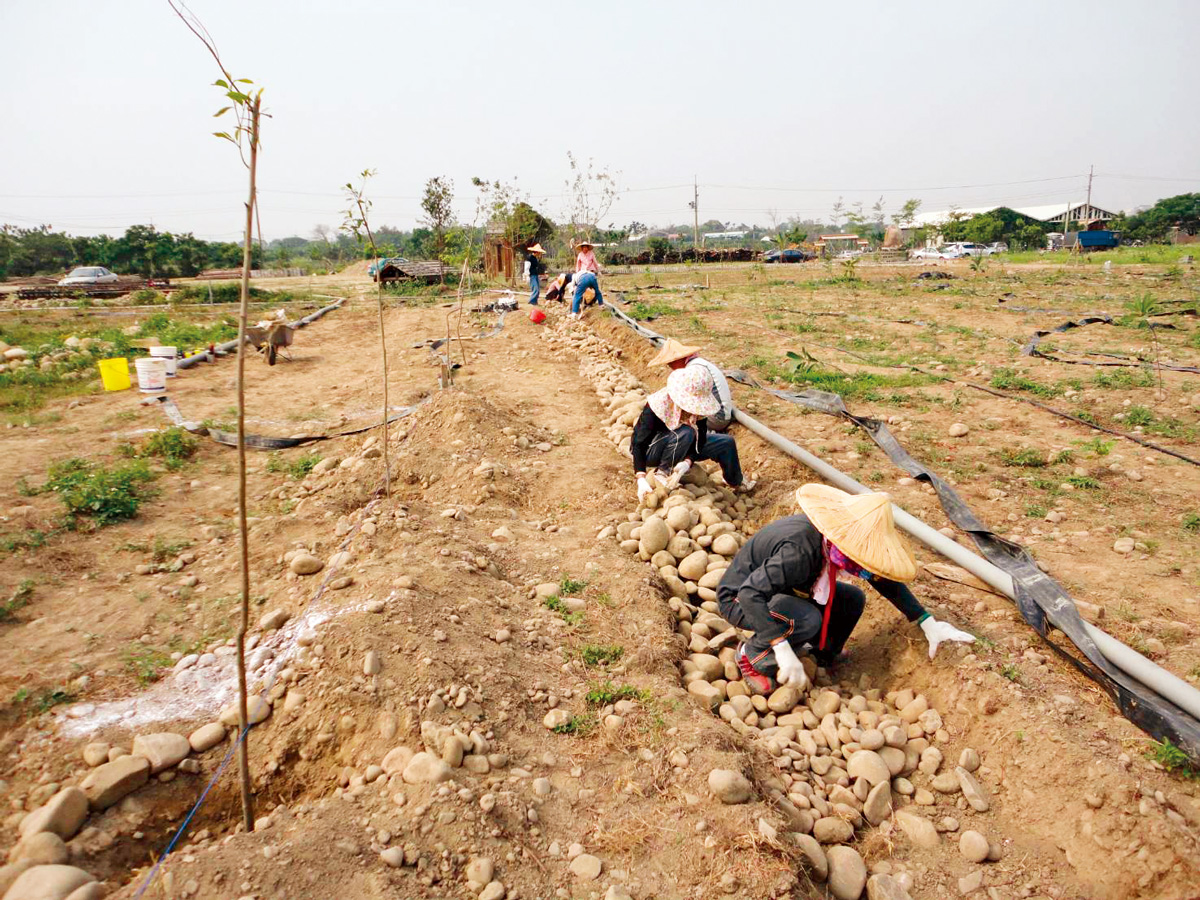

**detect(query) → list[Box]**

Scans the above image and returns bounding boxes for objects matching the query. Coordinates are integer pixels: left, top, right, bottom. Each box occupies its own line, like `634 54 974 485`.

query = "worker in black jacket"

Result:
631 366 755 501
718 484 974 694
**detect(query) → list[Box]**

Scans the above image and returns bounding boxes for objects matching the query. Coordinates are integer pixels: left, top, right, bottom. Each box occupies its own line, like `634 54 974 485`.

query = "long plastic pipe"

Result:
733 408 1200 721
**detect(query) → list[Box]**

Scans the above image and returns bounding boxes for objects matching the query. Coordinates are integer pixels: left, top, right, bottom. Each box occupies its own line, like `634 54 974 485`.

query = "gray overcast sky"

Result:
2 0 1197 241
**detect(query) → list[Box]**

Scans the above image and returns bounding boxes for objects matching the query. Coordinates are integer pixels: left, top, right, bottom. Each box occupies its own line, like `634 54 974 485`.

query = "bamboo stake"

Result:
233 96 261 835
354 204 391 497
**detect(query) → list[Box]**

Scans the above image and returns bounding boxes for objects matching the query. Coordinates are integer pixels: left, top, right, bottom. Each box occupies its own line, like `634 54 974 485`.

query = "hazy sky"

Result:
2 1 1197 241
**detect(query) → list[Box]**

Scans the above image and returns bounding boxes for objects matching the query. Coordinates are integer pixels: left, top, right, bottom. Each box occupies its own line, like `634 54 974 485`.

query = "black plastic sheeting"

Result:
605 301 1200 760
152 395 423 450
1022 314 1200 374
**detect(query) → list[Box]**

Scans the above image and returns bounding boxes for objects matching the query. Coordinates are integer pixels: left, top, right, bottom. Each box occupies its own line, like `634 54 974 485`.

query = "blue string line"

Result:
130 492 389 897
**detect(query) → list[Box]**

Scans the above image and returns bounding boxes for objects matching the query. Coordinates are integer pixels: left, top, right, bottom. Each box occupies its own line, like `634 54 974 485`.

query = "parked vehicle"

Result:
945 242 988 258
987 242 1008 254
763 248 815 263
909 247 945 260
59 266 118 285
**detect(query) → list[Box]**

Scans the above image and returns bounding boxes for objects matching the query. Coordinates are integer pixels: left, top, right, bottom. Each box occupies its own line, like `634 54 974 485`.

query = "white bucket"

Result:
149 345 178 376
134 357 167 393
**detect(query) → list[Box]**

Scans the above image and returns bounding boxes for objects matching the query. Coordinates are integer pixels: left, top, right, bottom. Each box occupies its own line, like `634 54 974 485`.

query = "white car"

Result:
910 247 948 260
945 242 988 258
59 266 118 286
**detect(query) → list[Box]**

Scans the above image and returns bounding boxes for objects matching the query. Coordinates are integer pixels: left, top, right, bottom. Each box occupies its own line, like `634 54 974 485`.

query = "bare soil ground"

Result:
0 258 1198 900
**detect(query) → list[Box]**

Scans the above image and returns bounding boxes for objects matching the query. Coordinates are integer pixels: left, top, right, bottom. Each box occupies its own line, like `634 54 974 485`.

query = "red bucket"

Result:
528 307 547 324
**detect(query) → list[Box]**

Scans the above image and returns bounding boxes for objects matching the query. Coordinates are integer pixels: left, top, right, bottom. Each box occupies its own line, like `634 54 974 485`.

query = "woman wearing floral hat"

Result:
717 484 975 694
631 366 756 503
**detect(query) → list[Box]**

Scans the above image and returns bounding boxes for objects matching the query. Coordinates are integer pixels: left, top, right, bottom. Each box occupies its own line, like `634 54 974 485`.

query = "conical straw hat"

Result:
795 484 917 582
649 338 700 367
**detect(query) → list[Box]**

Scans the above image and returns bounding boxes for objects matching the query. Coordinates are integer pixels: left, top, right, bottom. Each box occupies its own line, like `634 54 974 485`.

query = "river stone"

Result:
813 817 853 844
639 518 669 554
793 833 827 881
665 506 692 531
894 810 939 849
258 608 289 631
826 845 867 900
847 750 890 786
678 550 710 581
2 865 95 900
711 533 740 556
898 696 928 723
708 769 752 804
81 745 109 768
878 746 906 776
188 723 226 753
956 767 991 811
863 781 892 826
767 685 800 714
859 729 885 751
812 690 841 718
479 883 506 900
289 553 324 575
466 857 494 885
80 755 149 810
10 833 69 866
959 830 989 863
380 847 405 867
382 746 415 775
688 680 721 711
689 653 724 681
19 789 88 842
569 854 602 880
959 748 981 772
651 550 676 569
132 733 190 774
931 772 961 794
402 752 451 784
219 695 271 727
866 873 913 900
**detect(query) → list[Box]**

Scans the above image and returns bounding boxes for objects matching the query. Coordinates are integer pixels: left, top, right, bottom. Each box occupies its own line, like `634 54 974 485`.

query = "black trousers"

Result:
719 582 866 675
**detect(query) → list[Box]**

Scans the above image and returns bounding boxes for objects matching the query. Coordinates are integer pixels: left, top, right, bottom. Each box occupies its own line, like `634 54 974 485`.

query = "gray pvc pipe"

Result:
733 408 1200 721
176 298 344 370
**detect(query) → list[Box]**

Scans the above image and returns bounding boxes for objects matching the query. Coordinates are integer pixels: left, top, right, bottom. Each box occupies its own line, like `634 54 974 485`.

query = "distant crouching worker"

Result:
718 485 975 694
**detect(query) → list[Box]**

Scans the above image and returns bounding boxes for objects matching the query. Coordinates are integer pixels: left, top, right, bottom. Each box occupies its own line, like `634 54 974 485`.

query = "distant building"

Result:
907 201 1117 230
703 231 748 240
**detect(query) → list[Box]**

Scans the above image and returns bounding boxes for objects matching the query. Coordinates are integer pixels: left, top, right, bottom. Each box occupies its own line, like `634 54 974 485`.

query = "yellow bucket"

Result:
98 357 131 392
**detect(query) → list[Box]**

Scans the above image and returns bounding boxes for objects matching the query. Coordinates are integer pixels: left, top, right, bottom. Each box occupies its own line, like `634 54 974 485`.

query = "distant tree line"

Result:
0 224 261 280
1112 193 1200 242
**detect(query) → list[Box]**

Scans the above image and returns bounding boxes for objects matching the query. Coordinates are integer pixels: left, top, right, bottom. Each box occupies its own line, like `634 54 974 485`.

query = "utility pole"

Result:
1085 164 1094 223
690 176 700 251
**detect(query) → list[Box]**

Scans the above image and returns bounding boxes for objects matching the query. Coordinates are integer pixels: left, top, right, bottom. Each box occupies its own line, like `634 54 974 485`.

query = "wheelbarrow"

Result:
245 321 294 365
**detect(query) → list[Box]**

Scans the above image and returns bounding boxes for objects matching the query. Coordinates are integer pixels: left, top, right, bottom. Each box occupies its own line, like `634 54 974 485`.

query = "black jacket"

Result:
717 513 925 645
525 252 546 277
630 403 707 474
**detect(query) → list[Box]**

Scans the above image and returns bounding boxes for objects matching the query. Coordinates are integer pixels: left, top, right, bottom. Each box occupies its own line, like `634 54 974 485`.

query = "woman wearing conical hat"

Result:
717 485 974 694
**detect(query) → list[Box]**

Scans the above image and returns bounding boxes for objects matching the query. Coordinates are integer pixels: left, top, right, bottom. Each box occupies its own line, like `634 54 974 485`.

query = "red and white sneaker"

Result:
736 643 775 696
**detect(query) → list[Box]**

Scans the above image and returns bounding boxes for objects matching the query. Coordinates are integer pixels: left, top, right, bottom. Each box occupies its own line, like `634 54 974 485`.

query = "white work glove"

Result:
920 616 975 660
772 641 809 692
672 459 692 477
636 476 652 502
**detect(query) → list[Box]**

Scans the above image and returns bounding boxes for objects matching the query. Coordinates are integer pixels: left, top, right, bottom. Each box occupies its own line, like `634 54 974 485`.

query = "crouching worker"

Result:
718 484 974 694
632 367 755 501
649 338 734 432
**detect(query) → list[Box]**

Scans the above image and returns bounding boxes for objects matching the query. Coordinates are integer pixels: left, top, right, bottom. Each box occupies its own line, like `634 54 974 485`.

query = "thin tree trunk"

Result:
356 204 391 497
234 96 261 835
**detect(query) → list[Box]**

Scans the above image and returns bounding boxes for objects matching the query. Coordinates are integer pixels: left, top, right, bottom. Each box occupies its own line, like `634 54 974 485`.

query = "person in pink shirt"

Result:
575 240 601 275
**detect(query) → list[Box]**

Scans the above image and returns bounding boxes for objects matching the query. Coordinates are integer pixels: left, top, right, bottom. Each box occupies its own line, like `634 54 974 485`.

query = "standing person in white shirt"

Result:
649 338 734 431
